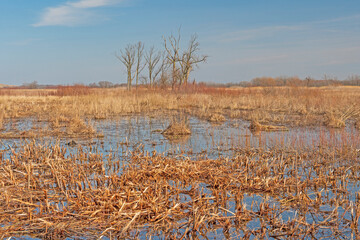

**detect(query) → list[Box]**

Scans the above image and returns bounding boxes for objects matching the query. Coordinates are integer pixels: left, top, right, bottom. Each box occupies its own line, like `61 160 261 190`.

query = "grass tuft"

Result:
208 113 226 123
249 121 288 132
324 113 346 128
162 122 191 137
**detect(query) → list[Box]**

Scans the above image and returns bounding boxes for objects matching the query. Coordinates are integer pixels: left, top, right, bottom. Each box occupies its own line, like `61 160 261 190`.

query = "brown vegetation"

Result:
324 106 360 128
0 86 359 138
0 85 359 238
207 113 226 123
249 75 360 87
356 119 360 130
249 121 288 132
1 142 359 238
162 122 191 138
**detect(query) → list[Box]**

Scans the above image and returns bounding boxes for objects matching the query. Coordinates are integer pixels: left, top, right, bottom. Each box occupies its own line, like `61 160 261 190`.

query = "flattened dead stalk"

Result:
1 142 360 238
121 212 141 235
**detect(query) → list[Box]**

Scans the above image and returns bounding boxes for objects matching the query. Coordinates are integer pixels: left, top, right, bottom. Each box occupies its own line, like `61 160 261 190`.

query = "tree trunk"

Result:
127 69 132 90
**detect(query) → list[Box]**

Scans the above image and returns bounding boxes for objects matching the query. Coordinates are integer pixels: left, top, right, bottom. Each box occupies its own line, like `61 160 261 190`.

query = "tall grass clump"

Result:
324 105 360 128
162 121 191 137
0 112 3 130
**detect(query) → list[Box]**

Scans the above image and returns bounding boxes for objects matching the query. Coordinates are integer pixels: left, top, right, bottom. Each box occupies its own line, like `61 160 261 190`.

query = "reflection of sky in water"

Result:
1 115 360 239
1 116 359 159
95 115 360 158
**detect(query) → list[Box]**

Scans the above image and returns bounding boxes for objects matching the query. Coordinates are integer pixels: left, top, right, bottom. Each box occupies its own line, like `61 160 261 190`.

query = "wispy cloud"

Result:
312 14 360 25
33 0 123 27
217 14 360 43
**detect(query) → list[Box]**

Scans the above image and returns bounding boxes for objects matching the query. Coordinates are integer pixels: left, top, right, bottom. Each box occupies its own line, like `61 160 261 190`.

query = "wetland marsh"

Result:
0 86 360 239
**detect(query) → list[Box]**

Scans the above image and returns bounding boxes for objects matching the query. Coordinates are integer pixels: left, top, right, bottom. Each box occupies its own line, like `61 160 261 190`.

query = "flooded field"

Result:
2 114 359 157
1 114 360 239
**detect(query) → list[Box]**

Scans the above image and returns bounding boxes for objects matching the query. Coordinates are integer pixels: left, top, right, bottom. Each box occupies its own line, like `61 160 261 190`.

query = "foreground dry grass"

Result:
0 86 360 137
1 142 359 239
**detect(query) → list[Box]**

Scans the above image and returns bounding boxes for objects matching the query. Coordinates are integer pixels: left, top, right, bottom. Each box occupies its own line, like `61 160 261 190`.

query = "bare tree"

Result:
116 44 136 90
98 81 114 88
157 69 170 88
23 81 38 89
163 29 181 88
135 42 145 88
117 32 207 90
179 34 208 85
145 47 163 88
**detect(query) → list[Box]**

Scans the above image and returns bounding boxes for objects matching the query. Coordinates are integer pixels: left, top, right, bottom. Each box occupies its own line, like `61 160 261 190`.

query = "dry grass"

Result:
249 121 288 132
0 86 359 138
0 112 3 130
324 105 360 128
1 86 359 238
1 142 360 238
356 119 360 130
325 113 346 128
207 113 226 123
162 122 191 139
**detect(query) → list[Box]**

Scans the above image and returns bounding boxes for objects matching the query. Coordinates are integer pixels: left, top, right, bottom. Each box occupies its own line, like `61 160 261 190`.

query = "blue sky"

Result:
1 0 360 85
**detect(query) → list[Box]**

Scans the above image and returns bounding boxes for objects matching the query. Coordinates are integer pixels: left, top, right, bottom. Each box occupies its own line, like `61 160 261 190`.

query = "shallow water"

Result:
1 115 360 239
96 115 360 155
2 115 359 158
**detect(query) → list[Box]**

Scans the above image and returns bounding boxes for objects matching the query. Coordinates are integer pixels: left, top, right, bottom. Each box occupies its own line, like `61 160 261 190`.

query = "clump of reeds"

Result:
325 106 360 128
249 120 288 132
0 112 3 130
208 113 226 123
48 115 96 137
297 106 308 115
324 113 346 128
356 119 360 130
67 117 95 135
162 121 191 137
50 114 70 128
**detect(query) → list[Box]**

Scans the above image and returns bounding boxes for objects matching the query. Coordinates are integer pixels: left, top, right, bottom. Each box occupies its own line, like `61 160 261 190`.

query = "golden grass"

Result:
162 122 191 138
249 121 288 132
325 113 346 128
324 105 360 128
0 86 359 137
356 119 360 130
207 113 226 123
0 111 3 130
1 86 359 238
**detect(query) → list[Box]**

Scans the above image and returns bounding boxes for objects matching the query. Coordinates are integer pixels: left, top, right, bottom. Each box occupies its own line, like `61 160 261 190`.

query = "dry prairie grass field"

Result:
1 86 360 129
1 86 360 239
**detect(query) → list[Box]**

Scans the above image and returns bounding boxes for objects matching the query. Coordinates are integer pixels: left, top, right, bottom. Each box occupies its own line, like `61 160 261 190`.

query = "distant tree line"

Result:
89 81 116 88
235 75 360 88
17 74 360 90
116 30 208 90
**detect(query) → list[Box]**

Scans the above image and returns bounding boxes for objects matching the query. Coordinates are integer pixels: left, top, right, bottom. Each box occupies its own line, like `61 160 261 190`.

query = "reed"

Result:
162 121 191 139
249 120 288 132
1 141 359 239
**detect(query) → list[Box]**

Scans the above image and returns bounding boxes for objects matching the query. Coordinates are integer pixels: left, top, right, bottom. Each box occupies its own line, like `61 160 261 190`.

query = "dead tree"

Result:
163 30 181 88
145 46 163 88
179 34 208 85
116 44 136 90
135 41 145 88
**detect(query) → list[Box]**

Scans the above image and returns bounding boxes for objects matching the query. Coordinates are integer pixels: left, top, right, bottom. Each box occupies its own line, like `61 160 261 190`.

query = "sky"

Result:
1 0 360 85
